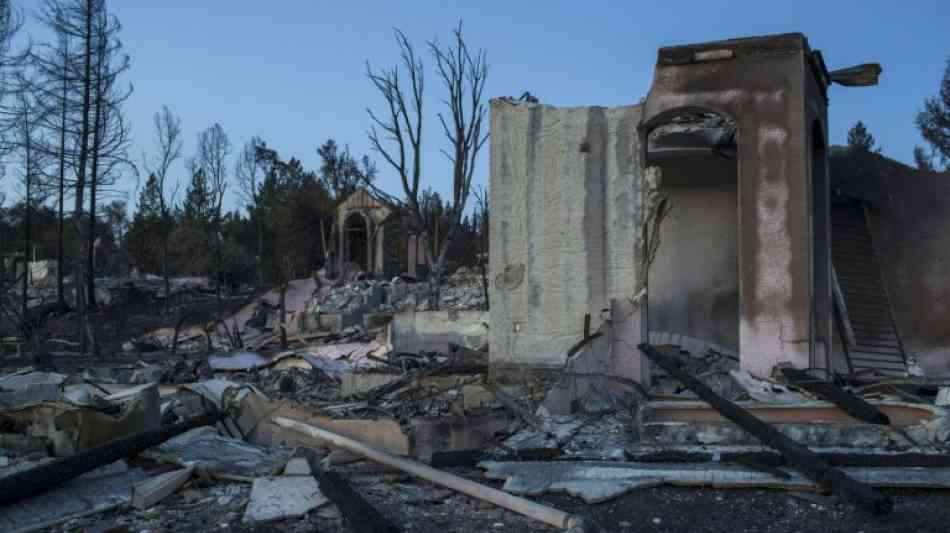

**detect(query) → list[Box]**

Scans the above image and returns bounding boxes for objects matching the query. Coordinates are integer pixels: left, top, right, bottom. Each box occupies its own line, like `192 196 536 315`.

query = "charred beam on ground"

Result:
637 343 893 514
0 411 223 507
779 366 890 425
304 451 401 533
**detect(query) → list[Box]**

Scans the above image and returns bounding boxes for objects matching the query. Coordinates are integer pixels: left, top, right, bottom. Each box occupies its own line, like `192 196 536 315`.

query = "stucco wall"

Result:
489 100 643 368
867 171 950 376
830 152 950 376
649 158 739 351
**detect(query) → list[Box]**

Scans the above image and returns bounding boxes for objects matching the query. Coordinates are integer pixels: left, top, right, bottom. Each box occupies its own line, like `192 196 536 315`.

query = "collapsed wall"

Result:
488 100 644 369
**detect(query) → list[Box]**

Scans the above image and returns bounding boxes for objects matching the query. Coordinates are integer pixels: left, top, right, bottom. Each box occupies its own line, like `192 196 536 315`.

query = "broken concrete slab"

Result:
341 373 398 397
242 397 512 461
242 476 328 524
936 387 950 407
144 426 286 479
131 465 193 510
0 460 148 533
0 383 60 410
410 414 514 462
540 324 612 415
643 400 938 426
388 309 488 354
479 461 950 504
0 371 67 410
729 370 812 404
182 378 261 409
208 351 271 372
283 457 312 476
625 444 950 467
502 415 588 451
0 370 67 390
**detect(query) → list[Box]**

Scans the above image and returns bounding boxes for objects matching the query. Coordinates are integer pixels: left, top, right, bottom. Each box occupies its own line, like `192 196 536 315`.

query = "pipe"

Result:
273 416 590 531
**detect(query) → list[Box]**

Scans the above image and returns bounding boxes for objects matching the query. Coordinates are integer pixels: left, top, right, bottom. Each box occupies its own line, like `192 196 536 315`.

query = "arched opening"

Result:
645 110 740 355
344 212 369 273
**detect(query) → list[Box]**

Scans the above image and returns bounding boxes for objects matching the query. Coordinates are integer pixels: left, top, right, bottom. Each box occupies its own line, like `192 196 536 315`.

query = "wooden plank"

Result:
132 466 193 510
832 267 856 351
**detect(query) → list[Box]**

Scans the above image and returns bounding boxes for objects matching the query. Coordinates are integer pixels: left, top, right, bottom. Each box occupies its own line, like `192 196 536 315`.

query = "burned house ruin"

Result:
335 188 431 279
489 33 933 381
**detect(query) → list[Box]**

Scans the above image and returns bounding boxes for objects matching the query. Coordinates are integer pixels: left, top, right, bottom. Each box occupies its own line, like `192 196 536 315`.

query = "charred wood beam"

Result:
0 411 223 507
304 451 401 533
566 332 603 359
429 449 483 468
779 367 890 425
637 343 893 514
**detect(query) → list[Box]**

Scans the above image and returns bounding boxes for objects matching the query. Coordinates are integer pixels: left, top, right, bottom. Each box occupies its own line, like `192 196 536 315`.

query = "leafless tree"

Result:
195 123 231 312
11 83 48 326
30 2 78 307
85 1 133 309
34 0 99 353
144 105 182 315
365 23 487 308
236 135 265 286
473 185 489 309
0 0 22 302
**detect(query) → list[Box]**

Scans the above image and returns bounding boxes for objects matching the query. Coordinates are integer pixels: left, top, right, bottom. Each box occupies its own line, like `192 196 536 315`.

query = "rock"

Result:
242 476 328 523
181 489 203 504
283 457 312 476
144 426 287 478
129 365 163 385
936 387 950 407
316 505 341 519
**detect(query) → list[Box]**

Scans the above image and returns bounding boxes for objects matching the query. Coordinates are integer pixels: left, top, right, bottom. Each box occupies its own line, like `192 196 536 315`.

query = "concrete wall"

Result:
489 101 643 368
388 309 489 354
649 158 739 351
640 35 830 378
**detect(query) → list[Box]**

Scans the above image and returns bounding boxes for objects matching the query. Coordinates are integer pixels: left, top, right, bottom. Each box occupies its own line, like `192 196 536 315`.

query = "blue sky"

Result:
9 0 950 212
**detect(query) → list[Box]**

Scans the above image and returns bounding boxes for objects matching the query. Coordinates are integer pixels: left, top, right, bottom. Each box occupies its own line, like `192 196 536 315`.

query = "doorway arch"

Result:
344 212 370 273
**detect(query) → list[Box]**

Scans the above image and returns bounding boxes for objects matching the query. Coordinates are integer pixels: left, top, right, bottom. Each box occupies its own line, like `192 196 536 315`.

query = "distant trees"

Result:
125 173 163 274
915 57 950 171
315 138 376 271
847 120 877 153
142 105 181 315
193 123 231 312
236 136 266 286
364 22 488 308
12 0 134 354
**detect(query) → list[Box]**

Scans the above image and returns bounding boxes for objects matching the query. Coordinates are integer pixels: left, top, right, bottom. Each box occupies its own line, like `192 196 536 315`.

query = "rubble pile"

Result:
315 266 487 316
4 280 950 532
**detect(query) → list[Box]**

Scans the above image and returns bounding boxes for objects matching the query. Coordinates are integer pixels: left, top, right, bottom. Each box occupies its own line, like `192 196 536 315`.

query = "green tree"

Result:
181 167 213 229
125 173 164 273
847 121 876 153
916 57 950 170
